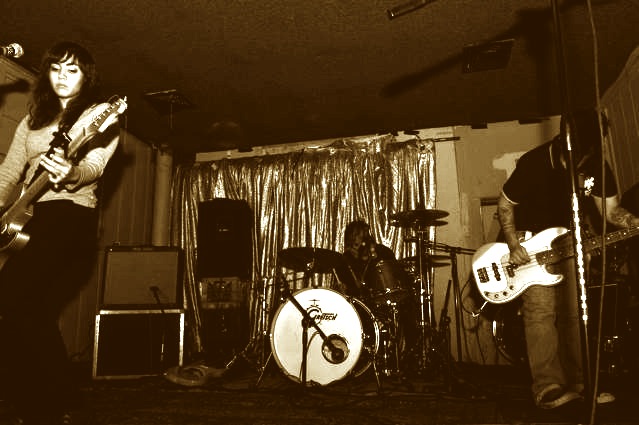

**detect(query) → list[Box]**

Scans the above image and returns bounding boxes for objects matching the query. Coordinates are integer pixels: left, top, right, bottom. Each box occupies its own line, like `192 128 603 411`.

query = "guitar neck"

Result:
536 226 639 265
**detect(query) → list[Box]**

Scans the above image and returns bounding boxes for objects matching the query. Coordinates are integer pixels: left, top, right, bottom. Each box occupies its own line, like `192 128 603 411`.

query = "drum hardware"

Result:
225 277 274 379
401 255 450 269
401 227 475 371
392 209 449 373
376 301 403 377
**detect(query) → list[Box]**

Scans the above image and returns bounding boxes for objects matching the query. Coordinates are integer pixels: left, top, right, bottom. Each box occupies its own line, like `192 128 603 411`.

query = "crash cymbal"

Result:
390 209 449 227
278 247 345 273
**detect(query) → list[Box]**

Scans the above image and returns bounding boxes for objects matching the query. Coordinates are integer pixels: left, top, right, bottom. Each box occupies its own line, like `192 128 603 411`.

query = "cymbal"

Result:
279 247 345 273
402 254 450 263
427 220 448 227
390 209 449 227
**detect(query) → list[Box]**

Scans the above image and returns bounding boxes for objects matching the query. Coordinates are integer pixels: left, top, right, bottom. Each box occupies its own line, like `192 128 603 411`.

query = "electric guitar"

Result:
0 96 127 271
472 225 639 304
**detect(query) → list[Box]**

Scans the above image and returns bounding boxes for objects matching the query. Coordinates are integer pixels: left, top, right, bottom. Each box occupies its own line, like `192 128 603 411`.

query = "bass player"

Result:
496 108 639 412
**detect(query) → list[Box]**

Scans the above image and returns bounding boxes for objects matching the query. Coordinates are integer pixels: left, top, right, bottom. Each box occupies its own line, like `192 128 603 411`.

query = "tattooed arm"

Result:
593 195 639 228
497 191 531 265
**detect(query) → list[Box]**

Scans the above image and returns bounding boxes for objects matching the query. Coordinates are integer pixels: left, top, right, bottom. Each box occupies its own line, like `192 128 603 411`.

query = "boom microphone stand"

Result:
549 1 595 421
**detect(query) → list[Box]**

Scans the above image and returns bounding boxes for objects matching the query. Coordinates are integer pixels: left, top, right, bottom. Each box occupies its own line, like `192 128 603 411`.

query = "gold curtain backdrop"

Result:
169 134 436 354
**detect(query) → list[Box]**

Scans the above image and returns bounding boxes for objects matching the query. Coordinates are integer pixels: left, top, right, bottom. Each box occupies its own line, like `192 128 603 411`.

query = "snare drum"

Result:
270 288 379 386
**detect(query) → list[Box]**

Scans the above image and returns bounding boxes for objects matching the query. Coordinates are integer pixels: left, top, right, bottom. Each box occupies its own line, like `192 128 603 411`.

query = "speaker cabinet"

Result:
92 309 184 379
100 246 183 309
197 199 253 279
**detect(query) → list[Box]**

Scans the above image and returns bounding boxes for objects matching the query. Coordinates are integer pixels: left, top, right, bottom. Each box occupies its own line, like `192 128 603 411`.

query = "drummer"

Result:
341 220 407 302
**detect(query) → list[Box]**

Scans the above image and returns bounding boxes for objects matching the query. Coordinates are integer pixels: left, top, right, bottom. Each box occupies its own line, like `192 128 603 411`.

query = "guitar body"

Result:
0 228 31 270
472 227 570 304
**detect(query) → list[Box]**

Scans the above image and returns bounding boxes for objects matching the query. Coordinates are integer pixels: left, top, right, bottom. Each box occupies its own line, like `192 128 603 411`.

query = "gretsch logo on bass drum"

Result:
307 299 337 323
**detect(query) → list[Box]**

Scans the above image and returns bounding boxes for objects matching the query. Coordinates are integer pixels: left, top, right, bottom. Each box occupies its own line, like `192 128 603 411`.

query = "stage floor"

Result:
81 361 638 425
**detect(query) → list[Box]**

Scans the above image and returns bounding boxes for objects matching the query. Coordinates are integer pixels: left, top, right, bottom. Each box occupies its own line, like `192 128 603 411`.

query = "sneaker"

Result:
596 392 616 404
164 363 226 387
536 384 582 409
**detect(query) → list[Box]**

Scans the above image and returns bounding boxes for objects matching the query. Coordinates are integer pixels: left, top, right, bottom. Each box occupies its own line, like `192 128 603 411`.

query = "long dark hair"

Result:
28 41 101 130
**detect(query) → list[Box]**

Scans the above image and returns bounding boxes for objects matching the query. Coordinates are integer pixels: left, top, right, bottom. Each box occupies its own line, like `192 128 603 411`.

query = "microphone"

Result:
322 335 348 364
1 43 24 59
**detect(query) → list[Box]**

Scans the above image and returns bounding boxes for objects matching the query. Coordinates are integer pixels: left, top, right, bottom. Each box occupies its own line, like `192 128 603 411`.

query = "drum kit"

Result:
251 208 476 389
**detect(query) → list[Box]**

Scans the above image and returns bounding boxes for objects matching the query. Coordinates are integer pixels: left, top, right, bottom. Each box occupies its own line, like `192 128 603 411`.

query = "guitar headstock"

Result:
96 96 128 133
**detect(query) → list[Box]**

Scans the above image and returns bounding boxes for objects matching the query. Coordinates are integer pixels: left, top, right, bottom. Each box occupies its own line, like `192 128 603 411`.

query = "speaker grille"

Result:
101 246 182 309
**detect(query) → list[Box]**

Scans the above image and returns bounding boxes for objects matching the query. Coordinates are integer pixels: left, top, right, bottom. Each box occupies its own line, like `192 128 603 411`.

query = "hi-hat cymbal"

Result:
390 209 449 227
279 247 345 273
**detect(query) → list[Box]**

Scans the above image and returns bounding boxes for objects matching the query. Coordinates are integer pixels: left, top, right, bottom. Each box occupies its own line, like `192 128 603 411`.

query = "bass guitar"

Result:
0 96 127 270
472 225 639 304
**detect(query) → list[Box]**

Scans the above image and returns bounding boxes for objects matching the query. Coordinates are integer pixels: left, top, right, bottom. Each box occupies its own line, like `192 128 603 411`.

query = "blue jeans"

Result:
521 257 584 399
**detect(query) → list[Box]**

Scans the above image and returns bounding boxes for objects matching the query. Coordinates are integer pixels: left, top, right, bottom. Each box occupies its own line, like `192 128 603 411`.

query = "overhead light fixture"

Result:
143 89 195 132
387 0 436 20
461 39 514 73
143 89 194 115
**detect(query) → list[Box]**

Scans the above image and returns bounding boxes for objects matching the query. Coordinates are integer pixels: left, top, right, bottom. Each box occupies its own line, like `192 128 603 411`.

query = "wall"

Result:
602 45 639 195
0 57 33 159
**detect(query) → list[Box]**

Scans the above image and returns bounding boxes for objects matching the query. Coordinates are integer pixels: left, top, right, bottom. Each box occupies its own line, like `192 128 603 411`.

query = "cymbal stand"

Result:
438 279 454 392
226 277 273 375
413 227 437 371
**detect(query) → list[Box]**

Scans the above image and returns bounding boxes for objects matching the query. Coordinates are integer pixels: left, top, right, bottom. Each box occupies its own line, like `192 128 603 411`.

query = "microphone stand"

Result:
423 241 475 362
550 1 593 421
150 286 167 366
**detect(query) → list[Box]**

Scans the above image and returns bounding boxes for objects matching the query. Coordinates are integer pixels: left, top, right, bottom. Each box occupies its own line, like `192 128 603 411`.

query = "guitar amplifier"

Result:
100 246 183 309
92 308 184 379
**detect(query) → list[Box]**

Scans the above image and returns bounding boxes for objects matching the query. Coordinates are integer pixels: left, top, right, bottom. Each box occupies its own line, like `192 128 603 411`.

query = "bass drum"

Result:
270 288 379 386
492 301 528 365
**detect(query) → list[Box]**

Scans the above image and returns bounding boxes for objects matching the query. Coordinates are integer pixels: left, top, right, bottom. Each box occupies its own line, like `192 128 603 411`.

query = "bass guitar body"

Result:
472 227 569 304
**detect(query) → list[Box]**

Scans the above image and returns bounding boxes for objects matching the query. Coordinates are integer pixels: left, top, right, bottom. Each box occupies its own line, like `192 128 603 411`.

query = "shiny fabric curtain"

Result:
169 134 436 354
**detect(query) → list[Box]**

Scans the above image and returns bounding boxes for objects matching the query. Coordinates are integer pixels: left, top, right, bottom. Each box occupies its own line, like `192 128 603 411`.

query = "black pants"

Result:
0 200 98 419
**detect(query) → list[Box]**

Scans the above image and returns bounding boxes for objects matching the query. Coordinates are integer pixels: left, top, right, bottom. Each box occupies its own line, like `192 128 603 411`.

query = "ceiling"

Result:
2 0 639 157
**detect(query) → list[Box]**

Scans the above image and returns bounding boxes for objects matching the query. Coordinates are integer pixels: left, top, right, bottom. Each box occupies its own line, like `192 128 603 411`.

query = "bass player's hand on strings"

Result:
39 147 79 190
